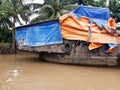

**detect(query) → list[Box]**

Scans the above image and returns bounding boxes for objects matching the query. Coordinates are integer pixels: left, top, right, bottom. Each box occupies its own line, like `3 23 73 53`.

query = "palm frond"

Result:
30 0 79 23
37 5 55 14
30 13 51 23
60 9 70 15
63 3 79 11
36 5 55 19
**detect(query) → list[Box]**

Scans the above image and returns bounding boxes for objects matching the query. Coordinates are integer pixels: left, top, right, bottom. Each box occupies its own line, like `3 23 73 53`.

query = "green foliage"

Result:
0 26 12 48
117 27 120 30
85 0 106 7
109 0 120 22
0 0 120 49
30 0 79 23
0 42 11 48
0 27 12 43
0 0 31 49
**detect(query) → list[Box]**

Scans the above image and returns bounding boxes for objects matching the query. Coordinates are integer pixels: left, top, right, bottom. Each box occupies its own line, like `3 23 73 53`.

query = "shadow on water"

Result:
47 61 120 70
16 55 42 63
20 57 120 70
16 51 120 69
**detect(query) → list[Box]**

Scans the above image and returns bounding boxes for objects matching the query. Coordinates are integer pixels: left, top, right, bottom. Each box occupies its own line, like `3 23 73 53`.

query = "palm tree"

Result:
30 0 79 23
0 0 30 49
85 0 106 7
0 1 19 49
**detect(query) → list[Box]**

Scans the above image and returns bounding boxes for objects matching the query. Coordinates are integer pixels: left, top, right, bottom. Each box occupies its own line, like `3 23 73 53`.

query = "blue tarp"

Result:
108 43 120 47
104 43 120 53
15 20 63 46
71 5 110 20
71 5 110 28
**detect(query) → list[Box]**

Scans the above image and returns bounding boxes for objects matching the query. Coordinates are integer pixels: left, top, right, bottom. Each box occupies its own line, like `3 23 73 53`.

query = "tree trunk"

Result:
11 27 15 50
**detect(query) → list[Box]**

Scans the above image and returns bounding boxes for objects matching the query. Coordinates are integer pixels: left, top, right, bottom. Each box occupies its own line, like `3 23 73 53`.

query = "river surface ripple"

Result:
0 54 120 90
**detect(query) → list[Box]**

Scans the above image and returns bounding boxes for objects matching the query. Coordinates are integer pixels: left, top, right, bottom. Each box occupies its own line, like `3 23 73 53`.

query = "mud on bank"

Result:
0 47 16 54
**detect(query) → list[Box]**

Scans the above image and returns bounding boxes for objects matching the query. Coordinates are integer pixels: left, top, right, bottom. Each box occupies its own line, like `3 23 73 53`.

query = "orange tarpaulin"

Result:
106 46 117 54
59 14 120 44
88 42 103 50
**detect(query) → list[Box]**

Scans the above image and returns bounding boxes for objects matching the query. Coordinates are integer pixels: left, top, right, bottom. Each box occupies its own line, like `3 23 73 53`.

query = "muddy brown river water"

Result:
0 54 120 90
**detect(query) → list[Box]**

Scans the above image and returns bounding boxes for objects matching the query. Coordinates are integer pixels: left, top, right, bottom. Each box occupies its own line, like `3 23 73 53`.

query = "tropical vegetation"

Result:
0 0 30 49
30 0 79 23
0 0 120 50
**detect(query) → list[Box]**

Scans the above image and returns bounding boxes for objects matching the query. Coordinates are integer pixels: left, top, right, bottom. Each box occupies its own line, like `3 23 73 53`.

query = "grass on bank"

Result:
0 42 11 49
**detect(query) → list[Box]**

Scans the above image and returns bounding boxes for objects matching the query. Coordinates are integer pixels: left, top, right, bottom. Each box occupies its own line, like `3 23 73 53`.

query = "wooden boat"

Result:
15 5 120 66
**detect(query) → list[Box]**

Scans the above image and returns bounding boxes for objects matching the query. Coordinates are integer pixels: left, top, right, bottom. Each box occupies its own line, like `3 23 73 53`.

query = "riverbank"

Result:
0 47 16 54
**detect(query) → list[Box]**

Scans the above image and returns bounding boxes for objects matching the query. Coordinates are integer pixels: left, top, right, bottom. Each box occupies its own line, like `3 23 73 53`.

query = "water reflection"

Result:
0 55 21 90
0 54 120 90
